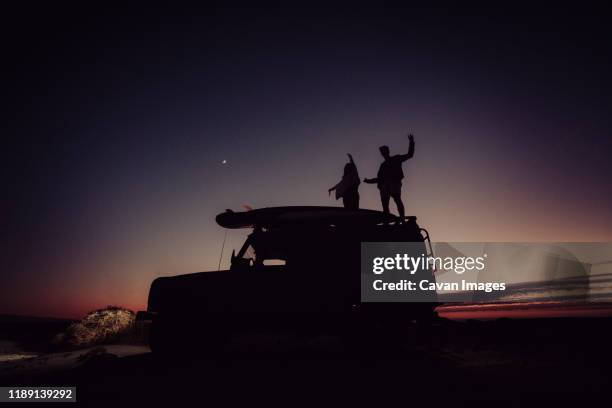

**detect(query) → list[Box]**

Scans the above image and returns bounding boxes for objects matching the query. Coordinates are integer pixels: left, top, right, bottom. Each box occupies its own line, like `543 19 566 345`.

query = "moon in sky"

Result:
221 159 227 164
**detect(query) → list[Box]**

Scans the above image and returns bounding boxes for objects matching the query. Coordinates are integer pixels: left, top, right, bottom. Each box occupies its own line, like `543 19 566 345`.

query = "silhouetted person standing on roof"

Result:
364 134 415 221
328 153 360 210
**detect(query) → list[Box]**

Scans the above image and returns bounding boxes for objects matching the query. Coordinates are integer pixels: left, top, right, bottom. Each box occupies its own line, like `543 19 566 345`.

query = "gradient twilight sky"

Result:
4 5 612 318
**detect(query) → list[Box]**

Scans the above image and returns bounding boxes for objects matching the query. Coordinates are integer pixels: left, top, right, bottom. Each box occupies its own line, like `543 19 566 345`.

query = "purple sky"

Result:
4 5 612 317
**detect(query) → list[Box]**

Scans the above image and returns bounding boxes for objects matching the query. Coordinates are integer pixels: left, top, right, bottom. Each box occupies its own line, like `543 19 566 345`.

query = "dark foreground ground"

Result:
2 316 612 407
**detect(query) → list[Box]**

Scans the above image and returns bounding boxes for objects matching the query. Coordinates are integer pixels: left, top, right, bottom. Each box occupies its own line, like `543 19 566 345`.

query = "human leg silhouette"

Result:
388 183 404 221
392 192 405 220
343 190 360 210
380 189 391 215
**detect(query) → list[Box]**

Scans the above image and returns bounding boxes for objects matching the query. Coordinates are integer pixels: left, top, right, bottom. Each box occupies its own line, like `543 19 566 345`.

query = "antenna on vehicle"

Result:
217 229 228 271
217 209 233 271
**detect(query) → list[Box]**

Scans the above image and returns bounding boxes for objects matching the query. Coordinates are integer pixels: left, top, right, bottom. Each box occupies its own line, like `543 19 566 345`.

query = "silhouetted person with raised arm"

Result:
328 153 361 210
364 134 415 221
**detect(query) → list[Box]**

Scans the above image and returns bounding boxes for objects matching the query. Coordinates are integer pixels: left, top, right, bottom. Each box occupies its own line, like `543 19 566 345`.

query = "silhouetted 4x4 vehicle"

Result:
143 206 438 355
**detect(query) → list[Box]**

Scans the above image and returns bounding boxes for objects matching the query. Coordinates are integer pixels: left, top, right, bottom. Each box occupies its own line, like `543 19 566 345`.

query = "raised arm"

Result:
347 153 355 164
398 134 415 162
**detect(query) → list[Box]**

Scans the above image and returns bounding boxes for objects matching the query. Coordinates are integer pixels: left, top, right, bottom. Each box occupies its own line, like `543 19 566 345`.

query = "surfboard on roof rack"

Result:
215 206 398 229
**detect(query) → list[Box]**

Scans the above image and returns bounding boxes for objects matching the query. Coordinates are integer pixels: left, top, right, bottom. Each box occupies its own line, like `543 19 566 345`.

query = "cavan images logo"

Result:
370 253 506 293
360 242 511 302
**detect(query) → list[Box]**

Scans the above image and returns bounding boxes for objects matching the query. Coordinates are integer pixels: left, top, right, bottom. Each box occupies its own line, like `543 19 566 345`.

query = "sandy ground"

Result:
1 317 611 407
0 344 149 376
